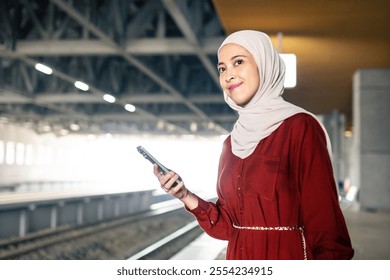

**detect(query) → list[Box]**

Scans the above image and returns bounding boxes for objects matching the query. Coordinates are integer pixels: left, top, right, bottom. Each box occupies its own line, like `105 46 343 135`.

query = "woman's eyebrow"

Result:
218 54 247 66
231 54 247 59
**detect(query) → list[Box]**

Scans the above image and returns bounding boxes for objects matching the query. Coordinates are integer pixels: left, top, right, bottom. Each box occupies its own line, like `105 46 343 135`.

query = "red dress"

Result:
188 113 354 259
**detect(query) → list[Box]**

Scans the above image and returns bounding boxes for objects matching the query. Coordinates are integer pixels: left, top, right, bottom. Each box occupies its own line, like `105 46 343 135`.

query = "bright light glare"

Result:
125 104 136 112
280 54 297 88
49 135 224 196
74 81 89 91
344 130 352 137
103 94 116 103
35 63 53 75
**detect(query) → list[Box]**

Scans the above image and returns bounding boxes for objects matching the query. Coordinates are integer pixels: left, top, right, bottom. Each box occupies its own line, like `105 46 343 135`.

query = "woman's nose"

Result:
225 73 236 82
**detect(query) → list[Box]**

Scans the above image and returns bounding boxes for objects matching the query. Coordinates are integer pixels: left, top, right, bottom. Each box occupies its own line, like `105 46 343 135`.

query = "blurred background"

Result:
0 0 389 260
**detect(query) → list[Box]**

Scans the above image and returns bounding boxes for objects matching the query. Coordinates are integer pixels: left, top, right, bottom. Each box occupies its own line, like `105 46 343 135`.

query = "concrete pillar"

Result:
19 210 27 237
50 206 57 229
352 69 390 211
114 199 120 217
97 201 103 221
76 204 83 225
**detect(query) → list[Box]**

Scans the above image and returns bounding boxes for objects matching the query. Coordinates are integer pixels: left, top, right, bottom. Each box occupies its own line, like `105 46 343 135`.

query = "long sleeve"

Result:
296 116 354 259
187 188 233 240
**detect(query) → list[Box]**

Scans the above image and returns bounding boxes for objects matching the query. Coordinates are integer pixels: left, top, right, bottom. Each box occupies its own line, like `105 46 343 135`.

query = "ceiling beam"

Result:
162 0 220 86
15 38 223 56
50 0 227 134
0 91 226 104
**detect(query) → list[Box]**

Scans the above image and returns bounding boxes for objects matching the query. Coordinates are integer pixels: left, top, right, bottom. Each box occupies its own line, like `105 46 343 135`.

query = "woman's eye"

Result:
218 67 225 74
235 59 243 66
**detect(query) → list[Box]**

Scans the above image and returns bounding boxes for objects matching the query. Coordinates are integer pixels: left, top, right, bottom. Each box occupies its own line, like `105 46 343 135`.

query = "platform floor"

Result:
343 204 390 260
171 203 390 260
170 233 227 260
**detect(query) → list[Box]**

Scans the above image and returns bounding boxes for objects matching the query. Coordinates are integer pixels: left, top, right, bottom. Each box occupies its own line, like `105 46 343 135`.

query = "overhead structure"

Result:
1 0 389 136
0 0 230 136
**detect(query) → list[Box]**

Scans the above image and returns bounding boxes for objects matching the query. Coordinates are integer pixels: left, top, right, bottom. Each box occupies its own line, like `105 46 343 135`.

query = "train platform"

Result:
343 204 390 260
170 203 390 260
170 232 227 260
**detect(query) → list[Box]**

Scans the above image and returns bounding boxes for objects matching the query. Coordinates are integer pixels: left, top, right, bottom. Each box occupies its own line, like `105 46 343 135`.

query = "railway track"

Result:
0 201 201 260
127 220 203 260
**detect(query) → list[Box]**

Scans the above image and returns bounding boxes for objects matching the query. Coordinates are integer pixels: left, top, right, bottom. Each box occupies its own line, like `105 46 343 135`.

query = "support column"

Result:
19 210 27 237
76 204 83 225
50 206 57 229
352 69 390 211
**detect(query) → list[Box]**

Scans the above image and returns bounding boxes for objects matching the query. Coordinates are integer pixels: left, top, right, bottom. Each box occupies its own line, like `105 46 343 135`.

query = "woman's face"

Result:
218 43 260 106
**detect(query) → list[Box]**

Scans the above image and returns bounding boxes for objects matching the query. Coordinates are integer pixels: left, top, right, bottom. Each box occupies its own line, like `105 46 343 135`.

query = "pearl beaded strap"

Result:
232 224 307 260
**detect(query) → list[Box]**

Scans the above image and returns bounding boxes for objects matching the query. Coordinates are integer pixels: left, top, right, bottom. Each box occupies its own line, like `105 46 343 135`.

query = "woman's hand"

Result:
153 164 198 209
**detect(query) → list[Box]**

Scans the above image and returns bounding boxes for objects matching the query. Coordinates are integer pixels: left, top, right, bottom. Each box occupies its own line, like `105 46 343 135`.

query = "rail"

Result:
0 200 185 259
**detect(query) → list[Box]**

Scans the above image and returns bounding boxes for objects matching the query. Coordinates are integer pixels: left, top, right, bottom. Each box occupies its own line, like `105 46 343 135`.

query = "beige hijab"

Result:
218 30 332 159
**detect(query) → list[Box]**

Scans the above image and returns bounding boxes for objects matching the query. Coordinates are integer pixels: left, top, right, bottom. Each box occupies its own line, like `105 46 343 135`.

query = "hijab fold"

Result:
219 30 332 159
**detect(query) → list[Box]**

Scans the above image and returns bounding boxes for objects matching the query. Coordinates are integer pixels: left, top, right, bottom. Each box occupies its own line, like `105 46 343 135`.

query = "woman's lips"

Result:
228 82 242 92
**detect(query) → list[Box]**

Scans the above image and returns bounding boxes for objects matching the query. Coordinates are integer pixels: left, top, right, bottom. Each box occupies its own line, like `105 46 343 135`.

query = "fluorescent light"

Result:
344 130 352 137
280 54 297 88
208 122 215 129
103 94 116 103
35 63 53 75
42 125 51 132
70 123 80 131
124 104 136 112
74 81 89 91
190 122 198 132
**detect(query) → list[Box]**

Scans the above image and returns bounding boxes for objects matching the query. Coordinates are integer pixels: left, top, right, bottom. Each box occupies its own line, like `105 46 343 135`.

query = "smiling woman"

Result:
153 30 354 260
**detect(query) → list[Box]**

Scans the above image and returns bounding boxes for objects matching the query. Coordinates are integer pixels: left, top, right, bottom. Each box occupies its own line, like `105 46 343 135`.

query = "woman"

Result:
154 30 354 260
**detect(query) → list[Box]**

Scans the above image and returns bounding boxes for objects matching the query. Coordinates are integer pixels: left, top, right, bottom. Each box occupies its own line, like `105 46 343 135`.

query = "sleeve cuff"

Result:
185 195 211 215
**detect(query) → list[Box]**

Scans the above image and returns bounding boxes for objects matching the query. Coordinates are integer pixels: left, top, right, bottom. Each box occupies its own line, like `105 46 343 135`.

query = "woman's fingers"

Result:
169 179 184 192
163 173 179 190
153 164 162 177
152 165 188 199
153 165 179 190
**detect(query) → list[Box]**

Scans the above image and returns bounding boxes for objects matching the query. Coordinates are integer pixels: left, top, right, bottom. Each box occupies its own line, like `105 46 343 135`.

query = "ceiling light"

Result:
156 121 165 129
279 54 297 88
74 81 89 91
124 104 136 112
190 122 198 132
208 122 215 129
35 63 53 75
59 129 69 136
103 94 116 103
276 32 297 88
41 124 51 132
344 130 352 137
70 123 80 131
167 124 176 132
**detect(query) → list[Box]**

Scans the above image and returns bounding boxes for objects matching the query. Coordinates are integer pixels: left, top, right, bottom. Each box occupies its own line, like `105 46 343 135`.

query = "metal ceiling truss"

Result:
0 0 235 136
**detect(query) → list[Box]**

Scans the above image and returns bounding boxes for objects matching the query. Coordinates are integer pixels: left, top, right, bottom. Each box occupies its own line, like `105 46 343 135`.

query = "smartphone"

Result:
137 146 182 187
